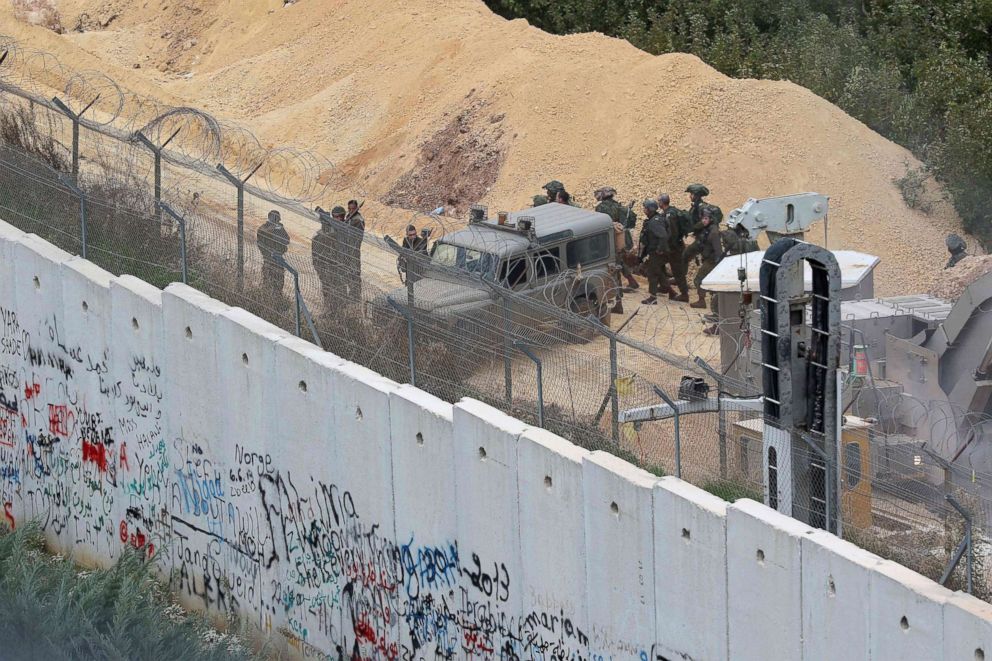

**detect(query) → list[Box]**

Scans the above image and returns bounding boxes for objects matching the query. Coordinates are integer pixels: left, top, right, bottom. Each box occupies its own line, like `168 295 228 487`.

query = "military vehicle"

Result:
384 203 620 334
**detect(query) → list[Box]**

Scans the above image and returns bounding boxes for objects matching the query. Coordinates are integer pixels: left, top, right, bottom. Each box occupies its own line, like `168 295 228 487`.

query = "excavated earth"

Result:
0 0 976 297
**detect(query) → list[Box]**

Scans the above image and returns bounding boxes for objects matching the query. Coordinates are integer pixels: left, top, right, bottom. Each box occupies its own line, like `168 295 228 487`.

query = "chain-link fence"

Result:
1 35 990 599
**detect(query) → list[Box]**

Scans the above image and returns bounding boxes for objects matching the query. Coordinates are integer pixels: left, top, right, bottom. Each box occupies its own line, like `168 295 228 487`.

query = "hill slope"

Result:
4 0 969 294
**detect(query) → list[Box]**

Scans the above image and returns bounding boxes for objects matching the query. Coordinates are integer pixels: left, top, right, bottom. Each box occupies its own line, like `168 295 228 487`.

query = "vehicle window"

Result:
533 248 561 280
566 232 610 268
432 242 497 278
844 442 862 488
498 258 529 289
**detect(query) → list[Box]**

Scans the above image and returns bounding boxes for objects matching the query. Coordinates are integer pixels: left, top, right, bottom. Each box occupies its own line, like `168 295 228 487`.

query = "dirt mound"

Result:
386 93 507 214
1 0 977 295
929 256 992 300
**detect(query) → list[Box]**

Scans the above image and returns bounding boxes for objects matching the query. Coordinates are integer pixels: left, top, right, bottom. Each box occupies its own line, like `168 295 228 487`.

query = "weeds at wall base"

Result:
0 521 267 660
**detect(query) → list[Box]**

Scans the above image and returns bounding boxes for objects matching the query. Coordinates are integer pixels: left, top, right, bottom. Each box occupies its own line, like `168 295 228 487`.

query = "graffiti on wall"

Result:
0 298 660 661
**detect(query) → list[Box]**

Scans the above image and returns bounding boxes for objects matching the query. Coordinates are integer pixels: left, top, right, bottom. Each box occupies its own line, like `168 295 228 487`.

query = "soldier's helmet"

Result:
946 233 967 253
594 186 617 201
532 194 549 206
701 206 713 219
331 205 346 216
642 199 659 212
267 210 282 223
685 183 710 197
543 180 565 193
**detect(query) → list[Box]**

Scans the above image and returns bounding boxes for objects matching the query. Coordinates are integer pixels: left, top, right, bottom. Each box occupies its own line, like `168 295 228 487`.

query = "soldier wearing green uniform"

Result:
688 207 723 310
543 180 581 207
638 199 677 304
945 234 968 269
257 209 290 297
532 194 549 207
595 187 639 291
657 193 689 302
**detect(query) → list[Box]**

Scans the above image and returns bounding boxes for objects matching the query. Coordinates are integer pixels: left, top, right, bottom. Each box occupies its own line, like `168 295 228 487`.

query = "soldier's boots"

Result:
641 295 658 305
703 324 719 336
669 289 689 303
690 293 708 309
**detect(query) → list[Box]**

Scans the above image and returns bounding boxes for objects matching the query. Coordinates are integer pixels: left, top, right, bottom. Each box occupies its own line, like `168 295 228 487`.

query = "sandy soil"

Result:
0 0 974 300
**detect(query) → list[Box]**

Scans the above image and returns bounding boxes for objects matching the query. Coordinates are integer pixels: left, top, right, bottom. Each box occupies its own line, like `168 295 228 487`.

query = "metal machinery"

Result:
726 192 830 242
759 238 842 532
878 273 992 471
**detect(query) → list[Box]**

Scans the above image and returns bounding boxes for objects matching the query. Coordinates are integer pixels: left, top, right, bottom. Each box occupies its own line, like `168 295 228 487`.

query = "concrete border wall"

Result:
1 222 989 660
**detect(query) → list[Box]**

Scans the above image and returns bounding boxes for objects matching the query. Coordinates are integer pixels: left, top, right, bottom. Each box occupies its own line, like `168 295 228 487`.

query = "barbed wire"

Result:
1 33 991 597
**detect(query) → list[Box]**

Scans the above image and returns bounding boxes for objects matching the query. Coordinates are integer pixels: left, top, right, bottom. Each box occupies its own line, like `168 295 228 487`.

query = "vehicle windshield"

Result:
431 242 497 279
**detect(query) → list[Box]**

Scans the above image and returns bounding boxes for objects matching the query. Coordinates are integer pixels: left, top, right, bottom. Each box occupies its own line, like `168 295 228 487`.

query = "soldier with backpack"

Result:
657 193 689 302
595 187 640 291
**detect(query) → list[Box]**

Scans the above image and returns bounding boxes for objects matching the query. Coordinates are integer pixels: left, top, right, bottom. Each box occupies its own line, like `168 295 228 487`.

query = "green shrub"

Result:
0 522 261 660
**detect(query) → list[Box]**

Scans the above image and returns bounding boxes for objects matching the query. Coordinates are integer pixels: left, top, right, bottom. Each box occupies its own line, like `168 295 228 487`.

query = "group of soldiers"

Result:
534 181 755 333
255 200 366 308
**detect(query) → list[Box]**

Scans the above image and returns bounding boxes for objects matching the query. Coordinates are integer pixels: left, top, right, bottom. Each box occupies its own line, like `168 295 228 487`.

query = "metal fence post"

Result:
218 162 264 290
718 402 728 478
941 494 974 594
273 255 322 349
157 202 188 284
514 341 543 427
653 386 681 478
59 174 87 259
52 95 100 185
387 298 417 387
134 129 181 224
609 334 620 443
502 296 513 406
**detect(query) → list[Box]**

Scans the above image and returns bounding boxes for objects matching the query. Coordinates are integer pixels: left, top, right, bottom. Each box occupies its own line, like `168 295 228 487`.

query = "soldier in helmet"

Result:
595 187 639 291
312 206 344 311
399 223 430 284
657 193 689 302
688 206 723 310
532 194 549 207
257 209 290 297
638 199 677 304
342 200 366 301
543 180 580 207
945 234 969 269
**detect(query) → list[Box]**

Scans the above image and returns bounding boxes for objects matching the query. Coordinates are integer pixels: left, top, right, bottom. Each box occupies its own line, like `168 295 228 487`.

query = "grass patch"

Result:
702 479 764 503
0 522 261 660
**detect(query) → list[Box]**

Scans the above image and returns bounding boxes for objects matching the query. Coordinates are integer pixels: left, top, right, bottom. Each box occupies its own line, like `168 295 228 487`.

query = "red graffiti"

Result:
0 409 16 448
464 630 494 655
119 520 153 558
346 560 398 593
82 439 108 473
355 617 377 644
23 381 40 401
119 441 129 471
48 404 72 437
3 502 14 530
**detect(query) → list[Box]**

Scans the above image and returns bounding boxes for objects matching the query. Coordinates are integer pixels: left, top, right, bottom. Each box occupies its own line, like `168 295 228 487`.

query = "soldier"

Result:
595 187 639 291
688 207 723 310
312 206 345 310
544 180 580 207
556 190 572 205
399 223 430 284
342 200 366 301
639 199 677 305
657 194 689 302
945 234 969 269
685 183 709 227
257 210 290 297
532 194 549 207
